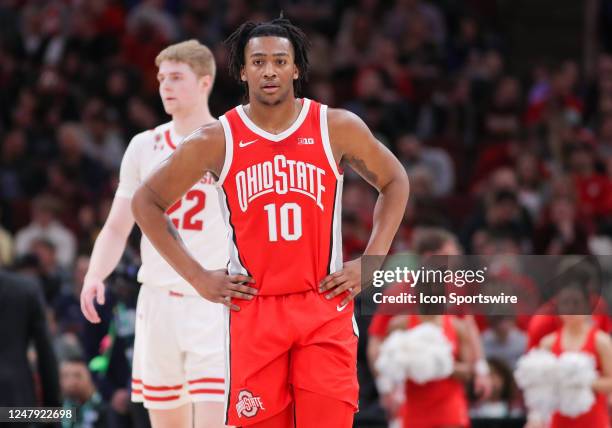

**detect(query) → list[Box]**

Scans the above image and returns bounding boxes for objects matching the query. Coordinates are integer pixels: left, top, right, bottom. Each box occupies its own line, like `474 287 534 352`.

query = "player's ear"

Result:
200 75 212 92
241 66 247 82
293 65 299 80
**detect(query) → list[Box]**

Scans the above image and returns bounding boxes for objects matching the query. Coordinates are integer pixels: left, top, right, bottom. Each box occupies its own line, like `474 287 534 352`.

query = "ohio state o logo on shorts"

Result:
236 390 265 418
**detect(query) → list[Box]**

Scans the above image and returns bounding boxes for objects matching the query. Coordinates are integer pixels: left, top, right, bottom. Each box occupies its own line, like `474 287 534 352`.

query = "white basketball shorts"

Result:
131 285 226 409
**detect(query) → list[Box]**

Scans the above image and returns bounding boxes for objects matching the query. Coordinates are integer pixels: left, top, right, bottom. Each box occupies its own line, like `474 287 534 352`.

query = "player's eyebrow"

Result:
157 71 183 78
249 52 290 58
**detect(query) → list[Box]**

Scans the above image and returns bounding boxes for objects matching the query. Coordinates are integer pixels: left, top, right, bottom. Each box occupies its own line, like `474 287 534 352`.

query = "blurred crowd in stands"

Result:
1 0 612 427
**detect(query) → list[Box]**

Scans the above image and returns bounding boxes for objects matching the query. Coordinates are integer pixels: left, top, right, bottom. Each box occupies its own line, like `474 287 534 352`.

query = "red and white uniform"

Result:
550 325 610 428
118 121 229 409
402 315 470 428
218 99 358 426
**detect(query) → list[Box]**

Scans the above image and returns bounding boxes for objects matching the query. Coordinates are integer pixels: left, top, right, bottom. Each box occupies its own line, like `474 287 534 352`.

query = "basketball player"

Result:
131 18 410 428
80 40 229 428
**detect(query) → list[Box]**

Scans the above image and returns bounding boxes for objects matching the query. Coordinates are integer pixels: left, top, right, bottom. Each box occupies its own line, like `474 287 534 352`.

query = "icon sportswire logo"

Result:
239 139 259 148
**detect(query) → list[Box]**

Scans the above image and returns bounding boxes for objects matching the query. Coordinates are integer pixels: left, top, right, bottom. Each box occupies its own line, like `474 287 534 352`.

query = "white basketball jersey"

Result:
116 121 229 295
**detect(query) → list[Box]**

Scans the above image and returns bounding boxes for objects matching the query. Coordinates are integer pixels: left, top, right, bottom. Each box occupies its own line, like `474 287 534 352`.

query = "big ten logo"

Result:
297 137 315 145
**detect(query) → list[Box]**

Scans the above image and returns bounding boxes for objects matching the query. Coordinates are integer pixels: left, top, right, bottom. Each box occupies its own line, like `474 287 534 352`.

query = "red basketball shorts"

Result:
223 289 359 426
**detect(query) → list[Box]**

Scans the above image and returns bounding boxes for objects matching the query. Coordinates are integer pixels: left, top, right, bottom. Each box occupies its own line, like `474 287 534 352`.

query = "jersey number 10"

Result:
264 203 302 242
166 190 206 231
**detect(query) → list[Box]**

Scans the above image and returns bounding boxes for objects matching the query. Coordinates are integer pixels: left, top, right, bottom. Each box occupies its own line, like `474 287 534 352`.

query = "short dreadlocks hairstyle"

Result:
225 17 311 96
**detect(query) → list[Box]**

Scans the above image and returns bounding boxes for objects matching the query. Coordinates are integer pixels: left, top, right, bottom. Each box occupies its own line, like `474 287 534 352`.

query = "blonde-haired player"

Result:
80 40 230 428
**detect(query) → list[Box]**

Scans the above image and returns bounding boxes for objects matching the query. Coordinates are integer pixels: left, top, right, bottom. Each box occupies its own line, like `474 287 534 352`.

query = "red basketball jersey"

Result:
218 98 343 295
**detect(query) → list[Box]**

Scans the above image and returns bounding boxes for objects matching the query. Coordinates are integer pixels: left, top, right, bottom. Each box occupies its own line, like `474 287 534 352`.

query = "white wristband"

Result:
475 359 490 376
375 376 395 394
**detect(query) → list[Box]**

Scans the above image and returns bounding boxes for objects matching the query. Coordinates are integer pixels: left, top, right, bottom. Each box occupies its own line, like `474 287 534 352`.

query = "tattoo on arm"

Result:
346 155 379 185
165 217 181 242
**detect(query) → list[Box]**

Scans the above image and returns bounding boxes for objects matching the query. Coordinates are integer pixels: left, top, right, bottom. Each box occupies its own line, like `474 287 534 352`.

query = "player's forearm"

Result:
131 186 206 284
86 224 131 282
451 361 473 381
366 337 382 376
363 172 409 256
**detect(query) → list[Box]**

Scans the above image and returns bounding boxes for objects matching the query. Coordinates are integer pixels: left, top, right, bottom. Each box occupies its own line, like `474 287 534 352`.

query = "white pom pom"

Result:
514 350 560 417
375 322 454 387
557 352 597 417
523 385 559 417
558 387 596 417
558 352 597 387
514 349 559 389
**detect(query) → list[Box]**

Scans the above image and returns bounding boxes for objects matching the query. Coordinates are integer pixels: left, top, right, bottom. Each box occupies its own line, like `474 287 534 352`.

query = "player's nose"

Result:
263 62 276 78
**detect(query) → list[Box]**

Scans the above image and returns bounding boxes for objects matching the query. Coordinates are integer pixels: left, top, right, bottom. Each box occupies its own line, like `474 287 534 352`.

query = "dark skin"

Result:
132 36 410 310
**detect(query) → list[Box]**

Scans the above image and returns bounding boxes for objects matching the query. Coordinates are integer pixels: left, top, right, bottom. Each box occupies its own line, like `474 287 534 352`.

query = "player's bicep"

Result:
330 110 404 191
142 139 211 210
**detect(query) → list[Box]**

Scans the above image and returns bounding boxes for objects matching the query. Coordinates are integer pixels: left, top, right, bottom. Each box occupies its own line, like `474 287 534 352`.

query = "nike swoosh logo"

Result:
239 139 259 148
337 303 349 312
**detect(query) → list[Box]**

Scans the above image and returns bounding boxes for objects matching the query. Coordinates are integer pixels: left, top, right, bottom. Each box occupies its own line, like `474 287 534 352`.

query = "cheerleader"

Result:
536 283 612 428
395 314 473 428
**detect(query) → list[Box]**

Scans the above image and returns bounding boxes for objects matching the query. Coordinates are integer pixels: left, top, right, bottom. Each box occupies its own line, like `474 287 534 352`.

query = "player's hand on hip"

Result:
197 269 257 311
80 276 106 324
319 258 362 306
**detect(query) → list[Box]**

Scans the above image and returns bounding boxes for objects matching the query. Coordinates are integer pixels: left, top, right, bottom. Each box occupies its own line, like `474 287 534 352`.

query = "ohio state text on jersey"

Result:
218 99 343 295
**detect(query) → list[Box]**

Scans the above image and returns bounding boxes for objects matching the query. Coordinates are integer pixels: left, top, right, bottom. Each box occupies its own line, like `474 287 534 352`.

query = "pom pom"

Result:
558 387 596 417
557 352 597 388
514 350 598 418
557 352 597 417
514 350 560 417
514 349 559 389
375 322 454 387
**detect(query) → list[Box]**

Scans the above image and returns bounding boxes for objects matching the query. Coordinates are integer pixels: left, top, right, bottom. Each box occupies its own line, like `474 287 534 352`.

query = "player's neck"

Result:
245 96 301 135
172 103 215 137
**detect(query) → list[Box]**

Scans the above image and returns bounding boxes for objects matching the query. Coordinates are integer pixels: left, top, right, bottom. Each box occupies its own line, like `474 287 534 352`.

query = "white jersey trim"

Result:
217 189 248 276
218 115 234 186
223 306 231 425
329 179 344 274
319 104 343 180
236 98 312 142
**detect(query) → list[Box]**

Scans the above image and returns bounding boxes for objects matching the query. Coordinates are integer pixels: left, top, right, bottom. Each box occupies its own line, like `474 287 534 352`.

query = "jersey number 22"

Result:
166 190 206 231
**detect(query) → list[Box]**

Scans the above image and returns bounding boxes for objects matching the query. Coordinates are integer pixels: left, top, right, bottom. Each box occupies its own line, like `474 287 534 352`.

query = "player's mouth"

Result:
261 84 280 94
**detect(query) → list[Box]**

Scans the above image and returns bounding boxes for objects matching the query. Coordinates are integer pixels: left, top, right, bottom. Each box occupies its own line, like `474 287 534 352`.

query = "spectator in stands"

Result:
15 194 76 268
60 355 109 428
396 134 455 196
463 188 533 253
534 195 590 255
470 358 523 420
54 255 89 336
0 207 14 267
28 237 67 302
55 122 110 195
482 76 523 143
565 141 612 226
81 98 124 172
515 151 548 220
0 128 42 201
482 316 527 370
